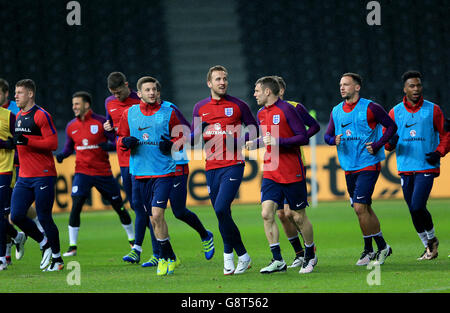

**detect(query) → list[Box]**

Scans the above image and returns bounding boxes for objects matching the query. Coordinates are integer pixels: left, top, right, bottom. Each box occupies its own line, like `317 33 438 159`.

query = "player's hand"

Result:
245 140 256 150
263 133 276 146
388 134 399 147
56 153 65 163
98 141 116 151
425 151 440 166
335 134 343 146
159 135 173 155
365 142 374 154
13 134 28 146
122 136 139 150
103 120 114 132
4 137 15 149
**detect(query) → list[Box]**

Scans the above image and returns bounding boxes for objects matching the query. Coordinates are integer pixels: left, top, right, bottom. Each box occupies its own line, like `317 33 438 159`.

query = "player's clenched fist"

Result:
263 133 276 146
103 120 113 132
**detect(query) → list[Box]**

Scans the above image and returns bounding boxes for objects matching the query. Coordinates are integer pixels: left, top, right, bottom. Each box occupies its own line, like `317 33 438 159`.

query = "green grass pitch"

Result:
1 199 449 293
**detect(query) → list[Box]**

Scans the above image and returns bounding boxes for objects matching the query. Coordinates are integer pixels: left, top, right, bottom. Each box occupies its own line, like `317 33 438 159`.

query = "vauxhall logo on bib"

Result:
404 120 425 142
404 129 425 142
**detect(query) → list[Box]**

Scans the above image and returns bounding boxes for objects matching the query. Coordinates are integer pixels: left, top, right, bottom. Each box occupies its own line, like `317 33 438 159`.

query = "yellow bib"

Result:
0 107 15 173
286 101 306 165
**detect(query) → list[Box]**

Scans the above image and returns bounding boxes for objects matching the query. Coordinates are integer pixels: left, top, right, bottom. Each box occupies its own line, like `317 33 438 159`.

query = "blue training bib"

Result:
394 100 439 171
332 98 385 171
128 104 176 176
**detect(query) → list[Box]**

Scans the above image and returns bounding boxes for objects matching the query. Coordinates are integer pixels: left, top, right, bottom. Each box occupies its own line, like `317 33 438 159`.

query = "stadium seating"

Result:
1 0 448 130
236 0 450 123
0 0 172 129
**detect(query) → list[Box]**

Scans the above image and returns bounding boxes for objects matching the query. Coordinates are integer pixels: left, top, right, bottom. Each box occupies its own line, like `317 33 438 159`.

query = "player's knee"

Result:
151 207 165 224
36 214 52 228
132 201 145 215
172 208 188 220
290 208 307 224
8 214 14 226
277 208 286 219
10 210 25 225
353 203 368 216
409 201 426 213
214 205 230 220
261 209 275 222
278 207 294 223
26 206 37 219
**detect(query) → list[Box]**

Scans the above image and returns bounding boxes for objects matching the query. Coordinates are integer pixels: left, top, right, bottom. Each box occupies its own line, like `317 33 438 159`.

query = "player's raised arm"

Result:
103 97 115 132
245 111 264 150
233 96 259 145
366 102 397 154
384 109 398 151
294 103 320 139
279 103 309 147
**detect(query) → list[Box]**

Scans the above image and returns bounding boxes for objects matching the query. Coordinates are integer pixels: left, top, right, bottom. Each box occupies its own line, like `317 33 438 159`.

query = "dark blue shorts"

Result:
169 173 188 211
400 173 435 212
120 166 133 207
282 176 308 209
205 164 244 209
0 174 12 214
345 170 380 206
261 178 308 210
11 176 55 216
71 173 121 200
132 176 174 213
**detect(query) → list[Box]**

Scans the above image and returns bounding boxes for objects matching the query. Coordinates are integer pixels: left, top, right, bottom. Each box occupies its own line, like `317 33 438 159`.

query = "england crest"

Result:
225 107 233 117
273 114 280 125
90 124 99 134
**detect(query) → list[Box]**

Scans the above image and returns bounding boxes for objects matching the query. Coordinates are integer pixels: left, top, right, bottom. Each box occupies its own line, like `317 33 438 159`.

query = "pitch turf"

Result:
1 199 449 293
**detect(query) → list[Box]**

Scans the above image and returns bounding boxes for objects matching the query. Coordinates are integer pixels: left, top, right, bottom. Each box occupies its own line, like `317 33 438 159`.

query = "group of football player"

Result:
0 66 448 275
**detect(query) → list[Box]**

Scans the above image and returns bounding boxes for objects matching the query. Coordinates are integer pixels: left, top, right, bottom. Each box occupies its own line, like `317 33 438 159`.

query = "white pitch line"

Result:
408 286 450 293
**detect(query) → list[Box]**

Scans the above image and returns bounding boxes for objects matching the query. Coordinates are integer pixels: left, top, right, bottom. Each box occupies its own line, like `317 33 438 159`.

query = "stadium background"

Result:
1 0 449 211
